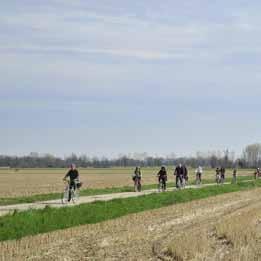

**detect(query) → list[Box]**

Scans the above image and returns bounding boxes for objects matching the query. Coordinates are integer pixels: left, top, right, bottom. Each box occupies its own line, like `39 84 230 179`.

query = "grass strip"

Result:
0 175 253 206
0 179 260 241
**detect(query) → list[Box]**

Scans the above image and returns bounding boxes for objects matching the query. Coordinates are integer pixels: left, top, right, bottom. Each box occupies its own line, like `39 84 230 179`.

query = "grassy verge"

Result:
0 179 261 241
0 175 253 206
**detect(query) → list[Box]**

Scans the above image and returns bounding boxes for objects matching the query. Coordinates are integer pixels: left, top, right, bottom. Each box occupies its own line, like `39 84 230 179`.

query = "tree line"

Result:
1 143 261 169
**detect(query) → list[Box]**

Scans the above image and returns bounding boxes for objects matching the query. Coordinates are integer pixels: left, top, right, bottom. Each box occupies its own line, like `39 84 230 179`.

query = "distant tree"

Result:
243 143 261 168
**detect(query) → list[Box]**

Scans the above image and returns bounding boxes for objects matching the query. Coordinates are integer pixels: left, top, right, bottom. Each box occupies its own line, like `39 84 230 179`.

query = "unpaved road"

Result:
1 187 261 260
0 182 222 217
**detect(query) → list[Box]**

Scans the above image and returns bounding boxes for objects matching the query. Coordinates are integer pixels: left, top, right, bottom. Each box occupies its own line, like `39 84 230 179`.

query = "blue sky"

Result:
1 0 261 158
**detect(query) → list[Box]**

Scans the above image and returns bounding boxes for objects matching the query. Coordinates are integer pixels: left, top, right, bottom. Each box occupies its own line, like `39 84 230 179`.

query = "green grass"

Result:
0 175 253 206
0 179 260 242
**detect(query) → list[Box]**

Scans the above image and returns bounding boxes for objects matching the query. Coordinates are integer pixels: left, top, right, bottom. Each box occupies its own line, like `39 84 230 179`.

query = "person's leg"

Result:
138 178 141 191
176 175 179 188
179 176 183 187
68 181 73 201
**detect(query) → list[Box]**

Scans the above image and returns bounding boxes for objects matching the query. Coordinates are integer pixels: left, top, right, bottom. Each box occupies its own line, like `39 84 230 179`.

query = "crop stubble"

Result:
1 187 261 260
0 168 252 198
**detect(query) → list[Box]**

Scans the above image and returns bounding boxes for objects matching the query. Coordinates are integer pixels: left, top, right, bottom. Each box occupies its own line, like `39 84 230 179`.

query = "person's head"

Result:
179 163 182 168
70 163 76 170
161 166 165 171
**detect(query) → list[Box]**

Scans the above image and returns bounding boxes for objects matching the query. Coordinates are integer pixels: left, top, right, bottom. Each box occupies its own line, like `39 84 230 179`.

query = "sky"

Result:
1 0 261 158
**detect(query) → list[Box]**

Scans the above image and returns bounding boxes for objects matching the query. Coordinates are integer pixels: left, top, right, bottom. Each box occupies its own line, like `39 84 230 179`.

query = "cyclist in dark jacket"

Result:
220 167 225 183
174 164 183 188
157 166 167 191
132 166 142 191
232 168 237 184
63 164 79 201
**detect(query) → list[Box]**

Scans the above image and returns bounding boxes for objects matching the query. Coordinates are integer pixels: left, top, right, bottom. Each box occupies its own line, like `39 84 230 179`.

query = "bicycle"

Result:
176 179 181 189
133 177 141 192
158 178 166 192
61 179 81 204
176 177 185 189
216 174 221 184
195 173 201 185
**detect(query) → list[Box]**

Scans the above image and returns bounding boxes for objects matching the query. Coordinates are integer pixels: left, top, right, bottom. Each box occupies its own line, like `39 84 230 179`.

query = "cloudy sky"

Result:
1 0 261 158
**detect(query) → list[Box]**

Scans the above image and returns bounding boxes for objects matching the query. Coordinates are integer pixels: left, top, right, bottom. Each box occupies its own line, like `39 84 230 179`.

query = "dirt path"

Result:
0 182 222 217
1 187 260 260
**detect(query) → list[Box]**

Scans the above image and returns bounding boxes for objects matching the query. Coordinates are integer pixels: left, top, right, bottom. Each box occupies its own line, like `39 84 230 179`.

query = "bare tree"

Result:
243 143 261 168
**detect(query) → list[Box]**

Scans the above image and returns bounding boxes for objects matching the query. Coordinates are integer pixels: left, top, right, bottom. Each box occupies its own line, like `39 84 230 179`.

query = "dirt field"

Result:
1 187 260 260
0 168 253 198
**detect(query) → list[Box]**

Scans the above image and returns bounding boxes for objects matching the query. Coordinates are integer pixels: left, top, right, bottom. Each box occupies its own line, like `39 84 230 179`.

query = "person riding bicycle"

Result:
157 166 167 191
232 168 237 184
254 167 260 179
220 167 225 183
132 166 142 191
174 163 183 188
63 164 80 202
195 166 203 184
216 167 221 183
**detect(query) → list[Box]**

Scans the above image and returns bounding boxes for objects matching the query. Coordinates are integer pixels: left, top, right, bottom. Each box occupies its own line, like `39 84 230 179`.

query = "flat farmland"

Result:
0 168 254 198
1 187 260 260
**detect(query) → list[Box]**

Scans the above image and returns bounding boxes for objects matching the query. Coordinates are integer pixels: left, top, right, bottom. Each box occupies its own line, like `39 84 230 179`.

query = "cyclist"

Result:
216 167 221 184
157 166 167 191
254 167 260 179
183 164 188 185
132 166 142 192
195 166 203 184
220 167 226 183
63 164 80 202
232 168 237 184
174 163 183 188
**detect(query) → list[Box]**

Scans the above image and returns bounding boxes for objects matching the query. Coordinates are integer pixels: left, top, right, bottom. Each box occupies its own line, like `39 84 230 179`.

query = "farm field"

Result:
1 187 261 260
0 167 254 198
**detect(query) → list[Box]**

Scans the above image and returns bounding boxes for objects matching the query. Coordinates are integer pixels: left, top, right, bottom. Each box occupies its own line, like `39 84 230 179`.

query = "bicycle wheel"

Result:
137 182 141 192
158 180 162 192
71 188 79 203
182 178 186 188
61 188 69 204
134 180 138 192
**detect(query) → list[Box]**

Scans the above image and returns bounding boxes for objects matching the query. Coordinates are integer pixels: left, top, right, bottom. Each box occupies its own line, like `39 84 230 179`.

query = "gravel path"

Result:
0 182 221 217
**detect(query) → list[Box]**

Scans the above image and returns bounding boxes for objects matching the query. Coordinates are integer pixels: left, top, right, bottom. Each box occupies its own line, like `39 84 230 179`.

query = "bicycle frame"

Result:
61 180 79 204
